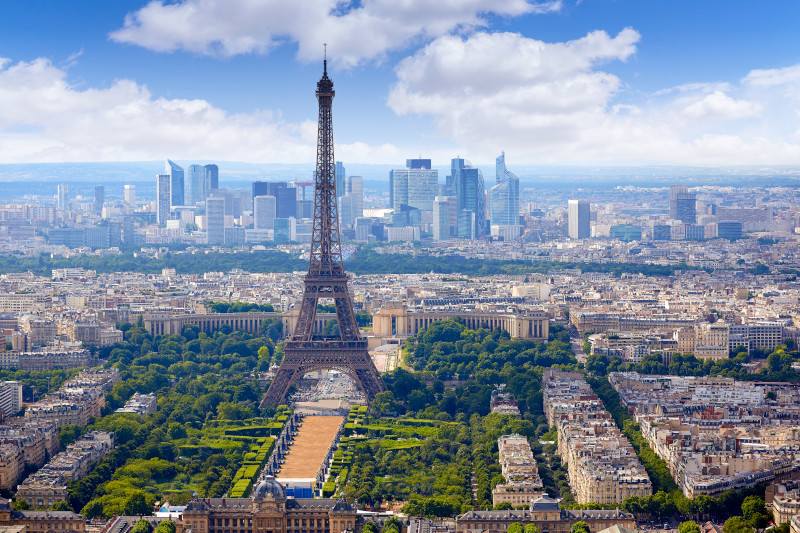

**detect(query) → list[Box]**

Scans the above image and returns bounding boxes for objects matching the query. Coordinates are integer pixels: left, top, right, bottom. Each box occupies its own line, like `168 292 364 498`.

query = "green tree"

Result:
507 523 524 533
495 502 513 511
124 492 151 516
12 499 29 510
679 521 701 533
362 523 379 533
371 391 400 416
741 496 768 528
51 501 72 511
81 500 105 519
131 520 154 533
524 525 541 533
155 521 177 533
571 521 590 533
722 517 754 533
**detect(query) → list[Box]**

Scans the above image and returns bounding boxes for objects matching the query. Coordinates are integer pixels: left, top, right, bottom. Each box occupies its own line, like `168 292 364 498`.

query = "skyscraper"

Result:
669 185 688 220
187 164 207 206
347 175 363 219
94 185 105 215
433 196 452 241
568 199 590 239
335 161 346 198
267 183 297 219
57 184 69 210
676 192 697 224
489 152 520 227
124 184 136 205
206 196 225 245
156 174 171 224
204 164 219 191
166 160 185 207
451 158 486 237
252 181 269 201
389 159 438 211
253 195 277 230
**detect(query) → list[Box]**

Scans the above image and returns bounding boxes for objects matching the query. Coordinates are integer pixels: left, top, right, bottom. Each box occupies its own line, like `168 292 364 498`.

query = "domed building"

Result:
179 477 358 533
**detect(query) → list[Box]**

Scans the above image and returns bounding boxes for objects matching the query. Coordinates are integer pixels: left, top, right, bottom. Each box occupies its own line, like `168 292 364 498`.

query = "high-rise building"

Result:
252 181 269 202
94 185 105 215
347 175 363 219
433 196 452 241
389 159 438 211
676 192 697 224
204 164 219 191
568 199 590 239
339 195 355 228
206 196 226 245
489 152 520 227
187 165 207 206
273 218 296 243
335 161 346 198
124 184 136 205
156 174 171 224
669 185 688 220
717 221 743 241
253 195 277 230
450 158 486 237
57 184 69 210
166 160 185 207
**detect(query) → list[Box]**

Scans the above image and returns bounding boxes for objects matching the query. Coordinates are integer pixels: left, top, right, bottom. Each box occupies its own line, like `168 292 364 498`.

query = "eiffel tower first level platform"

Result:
259 55 386 407
259 339 385 408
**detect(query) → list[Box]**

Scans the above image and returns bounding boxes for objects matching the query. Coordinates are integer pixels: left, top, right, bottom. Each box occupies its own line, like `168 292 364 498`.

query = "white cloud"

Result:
387 30 800 165
0 56 398 164
109 0 562 67
681 91 762 121
742 64 800 88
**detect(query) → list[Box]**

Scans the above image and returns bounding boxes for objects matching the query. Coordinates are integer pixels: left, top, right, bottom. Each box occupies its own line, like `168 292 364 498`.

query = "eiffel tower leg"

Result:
260 366 300 408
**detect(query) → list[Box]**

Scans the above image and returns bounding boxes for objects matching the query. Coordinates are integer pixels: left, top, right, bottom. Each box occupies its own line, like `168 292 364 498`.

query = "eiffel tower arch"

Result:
260 58 386 408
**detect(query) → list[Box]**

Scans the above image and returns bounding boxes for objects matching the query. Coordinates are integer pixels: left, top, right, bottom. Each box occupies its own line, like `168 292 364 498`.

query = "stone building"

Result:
0 500 85 532
178 478 358 533
457 495 635 533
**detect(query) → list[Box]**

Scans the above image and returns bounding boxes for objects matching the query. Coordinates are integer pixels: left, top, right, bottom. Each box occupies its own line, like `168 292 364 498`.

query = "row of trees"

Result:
586 347 800 382
64 320 285 518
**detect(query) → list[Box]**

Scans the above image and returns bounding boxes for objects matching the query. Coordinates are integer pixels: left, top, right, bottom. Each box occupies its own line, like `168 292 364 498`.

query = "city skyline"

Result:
0 1 798 166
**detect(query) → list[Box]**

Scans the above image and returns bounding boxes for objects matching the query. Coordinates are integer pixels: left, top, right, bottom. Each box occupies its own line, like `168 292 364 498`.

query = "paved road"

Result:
570 338 588 363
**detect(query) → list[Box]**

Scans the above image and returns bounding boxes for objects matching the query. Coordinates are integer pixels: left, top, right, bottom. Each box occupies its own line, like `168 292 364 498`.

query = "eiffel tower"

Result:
260 56 386 408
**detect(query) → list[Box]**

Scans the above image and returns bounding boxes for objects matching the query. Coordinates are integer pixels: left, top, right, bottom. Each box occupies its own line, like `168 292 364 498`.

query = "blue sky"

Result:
1 0 799 166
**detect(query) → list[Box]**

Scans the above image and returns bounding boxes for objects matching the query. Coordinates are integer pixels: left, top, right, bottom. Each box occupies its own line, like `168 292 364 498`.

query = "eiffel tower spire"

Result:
260 58 385 408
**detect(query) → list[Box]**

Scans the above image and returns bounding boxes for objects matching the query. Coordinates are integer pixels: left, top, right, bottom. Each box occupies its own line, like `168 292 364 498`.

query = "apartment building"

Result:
543 369 652 504
492 434 543 506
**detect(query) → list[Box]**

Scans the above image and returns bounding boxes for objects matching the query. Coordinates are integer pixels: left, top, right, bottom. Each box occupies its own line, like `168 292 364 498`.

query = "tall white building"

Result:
57 184 69 210
347 175 364 219
206 196 226 245
568 199 590 239
433 196 451 241
253 195 277 230
390 159 438 211
156 174 171 224
124 184 136 205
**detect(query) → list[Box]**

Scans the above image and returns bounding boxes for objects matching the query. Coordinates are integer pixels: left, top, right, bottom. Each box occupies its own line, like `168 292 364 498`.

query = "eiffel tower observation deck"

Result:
259 57 386 408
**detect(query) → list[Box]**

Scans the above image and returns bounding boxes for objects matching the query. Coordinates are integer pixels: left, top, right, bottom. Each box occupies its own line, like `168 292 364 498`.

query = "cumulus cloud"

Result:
0 56 396 164
109 0 562 67
681 91 762 121
387 30 800 165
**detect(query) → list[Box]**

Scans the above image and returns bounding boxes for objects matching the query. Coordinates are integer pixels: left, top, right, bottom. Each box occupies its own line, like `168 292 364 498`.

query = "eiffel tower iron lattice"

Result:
259 59 386 408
